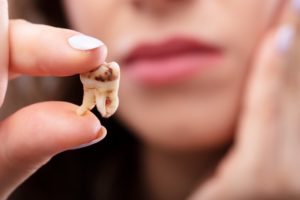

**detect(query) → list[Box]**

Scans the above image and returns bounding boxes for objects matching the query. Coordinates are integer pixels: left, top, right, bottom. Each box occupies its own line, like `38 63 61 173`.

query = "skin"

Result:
0 1 108 199
62 0 281 198
1 0 300 199
63 0 280 151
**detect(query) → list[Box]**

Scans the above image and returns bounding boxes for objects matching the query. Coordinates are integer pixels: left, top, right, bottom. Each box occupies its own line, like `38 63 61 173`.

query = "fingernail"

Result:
293 0 300 12
71 126 107 150
68 35 104 51
276 25 295 54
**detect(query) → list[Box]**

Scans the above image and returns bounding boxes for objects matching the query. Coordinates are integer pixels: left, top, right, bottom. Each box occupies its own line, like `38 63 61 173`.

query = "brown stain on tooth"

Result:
95 75 106 82
106 97 111 106
94 68 117 82
107 90 113 94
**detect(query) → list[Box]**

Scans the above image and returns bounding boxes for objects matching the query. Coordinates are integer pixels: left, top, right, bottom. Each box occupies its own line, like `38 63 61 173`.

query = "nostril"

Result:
131 0 193 17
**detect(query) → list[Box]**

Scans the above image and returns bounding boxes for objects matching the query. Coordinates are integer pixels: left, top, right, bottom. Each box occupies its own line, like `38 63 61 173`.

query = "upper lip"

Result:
123 37 221 66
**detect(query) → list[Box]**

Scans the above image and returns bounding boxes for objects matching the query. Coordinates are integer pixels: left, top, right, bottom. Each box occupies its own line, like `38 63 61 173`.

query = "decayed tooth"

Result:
77 62 120 118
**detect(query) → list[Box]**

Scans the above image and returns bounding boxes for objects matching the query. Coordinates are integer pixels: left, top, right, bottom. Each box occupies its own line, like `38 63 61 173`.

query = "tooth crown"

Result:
77 62 120 118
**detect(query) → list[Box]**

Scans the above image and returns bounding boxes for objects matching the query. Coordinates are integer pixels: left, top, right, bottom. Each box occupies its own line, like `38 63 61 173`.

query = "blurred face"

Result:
64 0 278 151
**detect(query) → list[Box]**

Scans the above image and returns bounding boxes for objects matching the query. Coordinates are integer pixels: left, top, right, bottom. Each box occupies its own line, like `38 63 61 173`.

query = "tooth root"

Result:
77 88 96 115
76 106 87 116
105 92 119 117
96 93 107 117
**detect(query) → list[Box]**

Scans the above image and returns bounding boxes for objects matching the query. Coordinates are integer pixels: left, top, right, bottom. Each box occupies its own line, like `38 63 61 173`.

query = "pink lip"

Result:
123 37 222 86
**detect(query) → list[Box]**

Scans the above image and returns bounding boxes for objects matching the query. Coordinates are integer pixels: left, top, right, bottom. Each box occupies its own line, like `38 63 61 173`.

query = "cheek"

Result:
63 0 118 34
214 0 279 54
117 87 241 151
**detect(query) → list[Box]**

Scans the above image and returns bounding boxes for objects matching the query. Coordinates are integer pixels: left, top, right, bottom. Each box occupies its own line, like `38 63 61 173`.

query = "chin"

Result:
117 108 237 153
153 126 233 153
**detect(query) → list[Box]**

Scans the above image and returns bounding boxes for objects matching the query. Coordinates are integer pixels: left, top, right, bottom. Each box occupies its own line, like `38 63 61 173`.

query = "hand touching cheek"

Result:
190 1 300 199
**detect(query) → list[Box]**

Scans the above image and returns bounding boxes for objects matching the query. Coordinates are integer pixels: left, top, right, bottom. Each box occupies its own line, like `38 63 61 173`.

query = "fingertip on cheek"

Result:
276 25 295 54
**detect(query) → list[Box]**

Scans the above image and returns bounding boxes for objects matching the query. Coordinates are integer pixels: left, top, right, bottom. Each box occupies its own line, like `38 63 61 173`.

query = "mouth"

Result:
123 37 223 86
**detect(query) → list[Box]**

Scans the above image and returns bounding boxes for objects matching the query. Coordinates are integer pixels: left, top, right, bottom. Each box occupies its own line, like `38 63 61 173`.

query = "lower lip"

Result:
123 51 222 86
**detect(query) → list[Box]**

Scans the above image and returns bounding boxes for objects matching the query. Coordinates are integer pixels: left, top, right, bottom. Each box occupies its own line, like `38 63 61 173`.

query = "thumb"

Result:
0 101 106 199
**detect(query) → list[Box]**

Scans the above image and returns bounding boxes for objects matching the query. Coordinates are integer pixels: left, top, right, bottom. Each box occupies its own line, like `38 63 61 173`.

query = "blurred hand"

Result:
0 1 108 199
190 0 300 199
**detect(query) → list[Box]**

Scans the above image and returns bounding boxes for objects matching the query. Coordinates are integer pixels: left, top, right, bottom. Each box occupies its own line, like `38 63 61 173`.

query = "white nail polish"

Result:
293 0 300 12
68 35 104 51
276 25 294 54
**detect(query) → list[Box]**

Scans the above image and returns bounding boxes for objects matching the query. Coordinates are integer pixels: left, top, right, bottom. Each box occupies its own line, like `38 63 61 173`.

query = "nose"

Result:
132 0 192 15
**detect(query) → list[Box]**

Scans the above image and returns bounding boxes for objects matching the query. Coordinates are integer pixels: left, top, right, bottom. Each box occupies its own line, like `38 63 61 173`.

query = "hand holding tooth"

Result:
77 62 120 118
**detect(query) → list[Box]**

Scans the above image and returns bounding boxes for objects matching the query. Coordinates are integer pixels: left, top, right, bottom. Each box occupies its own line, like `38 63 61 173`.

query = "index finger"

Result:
9 20 108 77
0 0 9 106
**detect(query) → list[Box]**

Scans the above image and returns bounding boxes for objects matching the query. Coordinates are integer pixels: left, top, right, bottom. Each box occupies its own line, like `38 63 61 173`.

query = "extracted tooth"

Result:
77 62 120 118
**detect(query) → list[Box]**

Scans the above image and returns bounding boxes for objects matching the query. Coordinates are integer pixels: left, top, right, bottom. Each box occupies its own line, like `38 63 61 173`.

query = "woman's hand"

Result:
0 1 108 199
190 0 300 199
